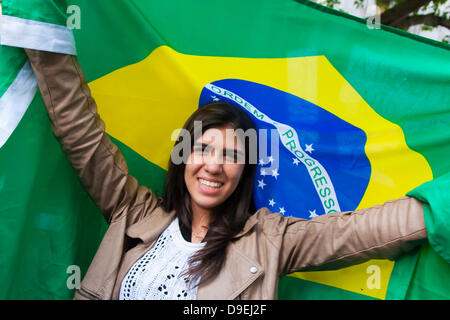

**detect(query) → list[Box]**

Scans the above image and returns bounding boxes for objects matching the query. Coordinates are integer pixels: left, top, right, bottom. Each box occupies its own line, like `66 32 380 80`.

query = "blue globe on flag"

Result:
200 79 371 219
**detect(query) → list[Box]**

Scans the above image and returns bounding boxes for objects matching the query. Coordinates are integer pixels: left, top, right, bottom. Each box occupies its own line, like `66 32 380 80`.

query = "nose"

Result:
203 149 223 174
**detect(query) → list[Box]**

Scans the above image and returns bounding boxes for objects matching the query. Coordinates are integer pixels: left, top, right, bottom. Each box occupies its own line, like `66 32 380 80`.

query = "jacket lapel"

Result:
196 241 264 300
196 214 262 299
125 208 176 243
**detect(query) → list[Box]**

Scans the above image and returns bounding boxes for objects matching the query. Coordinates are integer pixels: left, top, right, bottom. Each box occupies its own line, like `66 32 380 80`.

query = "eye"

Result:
193 146 204 153
224 151 245 164
193 144 213 155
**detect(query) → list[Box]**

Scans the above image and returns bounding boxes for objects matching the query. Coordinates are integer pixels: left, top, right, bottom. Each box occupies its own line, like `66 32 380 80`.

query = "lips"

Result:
197 178 224 195
198 178 223 188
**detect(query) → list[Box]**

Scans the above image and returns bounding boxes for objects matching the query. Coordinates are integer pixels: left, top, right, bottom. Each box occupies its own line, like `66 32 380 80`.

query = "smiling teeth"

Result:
199 179 223 188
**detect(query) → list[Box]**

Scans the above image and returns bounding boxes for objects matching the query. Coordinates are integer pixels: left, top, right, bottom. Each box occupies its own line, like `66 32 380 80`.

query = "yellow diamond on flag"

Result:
88 45 432 299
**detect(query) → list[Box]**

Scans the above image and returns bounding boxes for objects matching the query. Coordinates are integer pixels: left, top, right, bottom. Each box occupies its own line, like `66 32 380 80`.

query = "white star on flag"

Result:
259 158 265 165
211 95 220 101
305 144 315 153
292 158 299 165
268 199 275 207
279 207 286 215
260 168 267 176
268 156 275 163
271 168 279 179
309 209 318 218
257 179 266 189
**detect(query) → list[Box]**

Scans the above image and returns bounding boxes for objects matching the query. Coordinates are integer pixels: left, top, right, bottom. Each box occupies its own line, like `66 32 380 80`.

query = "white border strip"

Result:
0 15 76 55
0 61 38 148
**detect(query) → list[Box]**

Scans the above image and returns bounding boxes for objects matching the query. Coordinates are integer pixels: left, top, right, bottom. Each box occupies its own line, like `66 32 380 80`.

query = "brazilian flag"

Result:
0 0 449 299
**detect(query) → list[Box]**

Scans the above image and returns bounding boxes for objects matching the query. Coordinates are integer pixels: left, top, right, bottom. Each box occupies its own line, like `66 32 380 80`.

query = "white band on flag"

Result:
0 15 76 55
205 83 341 214
0 61 38 148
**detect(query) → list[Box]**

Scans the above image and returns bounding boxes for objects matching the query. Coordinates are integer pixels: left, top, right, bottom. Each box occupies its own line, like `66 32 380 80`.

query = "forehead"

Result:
197 126 244 150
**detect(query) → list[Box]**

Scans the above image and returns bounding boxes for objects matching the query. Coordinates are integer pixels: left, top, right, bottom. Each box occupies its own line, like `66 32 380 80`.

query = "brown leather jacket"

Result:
25 49 427 300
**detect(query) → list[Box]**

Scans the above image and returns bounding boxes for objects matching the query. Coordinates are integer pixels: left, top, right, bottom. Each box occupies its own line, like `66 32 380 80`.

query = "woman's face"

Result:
184 125 246 214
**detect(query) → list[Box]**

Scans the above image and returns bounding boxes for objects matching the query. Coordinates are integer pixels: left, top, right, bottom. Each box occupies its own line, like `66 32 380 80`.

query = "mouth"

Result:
198 178 223 188
198 178 224 194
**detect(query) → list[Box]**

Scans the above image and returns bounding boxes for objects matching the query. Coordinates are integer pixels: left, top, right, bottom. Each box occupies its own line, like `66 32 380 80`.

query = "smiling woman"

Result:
25 48 428 300
162 102 257 284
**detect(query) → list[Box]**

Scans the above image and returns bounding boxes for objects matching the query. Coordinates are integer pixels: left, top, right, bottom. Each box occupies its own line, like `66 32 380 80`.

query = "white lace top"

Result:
119 218 205 300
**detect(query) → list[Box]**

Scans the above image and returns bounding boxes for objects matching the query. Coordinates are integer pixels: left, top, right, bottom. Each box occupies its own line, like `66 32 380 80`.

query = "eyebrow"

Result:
193 142 245 156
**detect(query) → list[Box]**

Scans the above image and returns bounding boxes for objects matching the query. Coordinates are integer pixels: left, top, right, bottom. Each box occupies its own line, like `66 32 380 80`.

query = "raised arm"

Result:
26 49 159 224
275 196 427 274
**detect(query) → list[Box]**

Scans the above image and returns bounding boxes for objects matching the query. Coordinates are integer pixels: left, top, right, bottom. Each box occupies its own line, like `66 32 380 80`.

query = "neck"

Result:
190 202 213 243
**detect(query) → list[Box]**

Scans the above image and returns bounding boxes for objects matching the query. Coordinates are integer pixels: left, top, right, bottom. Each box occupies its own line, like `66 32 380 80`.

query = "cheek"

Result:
189 152 203 165
184 162 201 181
226 164 245 186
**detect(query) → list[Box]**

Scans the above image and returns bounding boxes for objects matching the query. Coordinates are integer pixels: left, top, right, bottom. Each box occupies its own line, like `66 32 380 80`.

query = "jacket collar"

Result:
232 213 259 238
126 208 259 244
125 207 176 243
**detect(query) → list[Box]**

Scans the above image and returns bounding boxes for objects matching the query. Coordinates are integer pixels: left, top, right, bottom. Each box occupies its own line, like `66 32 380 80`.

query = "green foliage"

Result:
318 0 449 43
421 25 434 31
354 0 365 9
325 0 341 8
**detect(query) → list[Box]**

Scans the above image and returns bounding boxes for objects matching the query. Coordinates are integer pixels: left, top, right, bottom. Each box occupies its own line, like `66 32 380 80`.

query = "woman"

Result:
25 48 427 300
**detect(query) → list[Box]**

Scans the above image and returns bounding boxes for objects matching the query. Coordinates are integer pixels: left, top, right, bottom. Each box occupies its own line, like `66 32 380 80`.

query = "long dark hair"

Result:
160 101 257 286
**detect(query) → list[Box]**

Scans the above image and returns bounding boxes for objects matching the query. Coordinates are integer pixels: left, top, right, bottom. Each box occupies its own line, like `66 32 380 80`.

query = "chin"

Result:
192 195 226 211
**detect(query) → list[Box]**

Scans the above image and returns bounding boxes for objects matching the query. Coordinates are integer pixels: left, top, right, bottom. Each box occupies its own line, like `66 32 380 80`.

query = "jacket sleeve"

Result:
25 49 159 224
275 196 427 275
